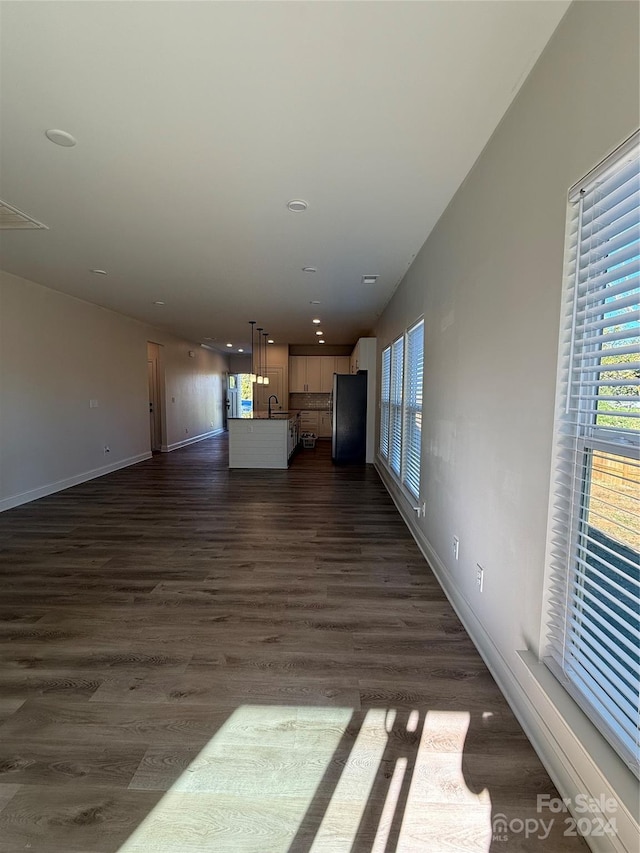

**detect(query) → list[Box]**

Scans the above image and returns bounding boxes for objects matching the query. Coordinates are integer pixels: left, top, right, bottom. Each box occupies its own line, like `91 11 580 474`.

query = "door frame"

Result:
147 341 165 452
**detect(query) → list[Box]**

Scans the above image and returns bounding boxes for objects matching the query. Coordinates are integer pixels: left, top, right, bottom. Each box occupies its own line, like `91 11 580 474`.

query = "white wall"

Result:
160 336 227 452
374 2 639 851
0 270 229 511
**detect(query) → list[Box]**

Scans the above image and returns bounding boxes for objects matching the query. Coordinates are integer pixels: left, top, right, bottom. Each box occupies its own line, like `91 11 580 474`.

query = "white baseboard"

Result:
0 451 152 513
374 460 638 853
161 427 224 453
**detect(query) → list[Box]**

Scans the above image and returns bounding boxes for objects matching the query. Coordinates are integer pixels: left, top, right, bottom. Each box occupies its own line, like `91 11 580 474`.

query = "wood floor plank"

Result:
0 784 20 816
0 698 234 747
0 784 162 853
89 671 361 709
0 435 589 851
0 698 26 725
0 740 146 789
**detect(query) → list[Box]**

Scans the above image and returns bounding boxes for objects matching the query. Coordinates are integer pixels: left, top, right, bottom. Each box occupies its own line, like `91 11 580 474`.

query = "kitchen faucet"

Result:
268 395 279 418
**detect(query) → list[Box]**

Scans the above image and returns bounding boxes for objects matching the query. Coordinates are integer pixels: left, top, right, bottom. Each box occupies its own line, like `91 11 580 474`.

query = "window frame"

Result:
379 345 391 461
402 319 424 499
378 318 425 503
389 335 404 477
544 131 640 778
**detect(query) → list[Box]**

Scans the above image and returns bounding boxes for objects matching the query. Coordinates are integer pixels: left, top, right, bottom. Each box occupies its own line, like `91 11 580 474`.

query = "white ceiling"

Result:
0 0 569 352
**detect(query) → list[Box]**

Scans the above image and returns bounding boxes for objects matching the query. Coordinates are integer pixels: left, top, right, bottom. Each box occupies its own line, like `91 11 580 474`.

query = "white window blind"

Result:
380 346 391 459
402 320 424 499
545 131 640 776
389 337 404 477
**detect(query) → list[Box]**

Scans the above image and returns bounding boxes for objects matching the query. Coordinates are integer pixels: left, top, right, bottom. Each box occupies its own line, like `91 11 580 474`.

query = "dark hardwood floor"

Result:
0 436 588 852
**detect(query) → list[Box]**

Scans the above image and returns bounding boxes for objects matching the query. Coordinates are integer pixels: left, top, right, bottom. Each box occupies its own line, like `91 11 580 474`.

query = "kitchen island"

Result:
228 412 300 469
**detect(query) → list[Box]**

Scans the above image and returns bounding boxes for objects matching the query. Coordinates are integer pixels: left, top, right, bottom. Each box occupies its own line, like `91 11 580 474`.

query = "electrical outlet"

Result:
452 536 459 560
476 564 484 592
185 428 189 434
103 445 110 454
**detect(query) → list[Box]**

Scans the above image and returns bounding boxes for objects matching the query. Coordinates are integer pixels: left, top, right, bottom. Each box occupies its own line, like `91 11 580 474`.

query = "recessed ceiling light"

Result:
238 348 244 353
45 129 77 147
287 199 308 212
90 269 107 275
153 301 165 305
310 300 321 305
302 266 317 273
268 339 274 344
312 318 321 324
361 274 379 285
316 330 323 336
318 340 325 344
226 343 233 348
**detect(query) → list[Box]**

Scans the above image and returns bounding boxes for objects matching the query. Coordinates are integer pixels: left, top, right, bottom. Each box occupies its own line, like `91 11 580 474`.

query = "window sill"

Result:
517 649 638 846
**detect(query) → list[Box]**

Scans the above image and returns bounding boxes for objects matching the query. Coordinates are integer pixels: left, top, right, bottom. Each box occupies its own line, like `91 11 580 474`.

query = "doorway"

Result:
254 367 284 413
226 373 239 421
147 342 163 453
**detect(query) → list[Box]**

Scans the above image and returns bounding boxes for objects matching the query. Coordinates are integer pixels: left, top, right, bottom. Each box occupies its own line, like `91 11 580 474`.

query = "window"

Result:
389 336 404 477
379 320 424 500
403 320 424 498
380 346 391 460
546 131 639 776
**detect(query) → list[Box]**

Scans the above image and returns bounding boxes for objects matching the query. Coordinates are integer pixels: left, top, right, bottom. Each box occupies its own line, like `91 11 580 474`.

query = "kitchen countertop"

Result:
228 410 300 420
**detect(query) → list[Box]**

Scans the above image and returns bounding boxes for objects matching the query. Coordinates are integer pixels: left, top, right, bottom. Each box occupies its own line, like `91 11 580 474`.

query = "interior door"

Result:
226 374 239 419
147 356 161 452
255 367 284 412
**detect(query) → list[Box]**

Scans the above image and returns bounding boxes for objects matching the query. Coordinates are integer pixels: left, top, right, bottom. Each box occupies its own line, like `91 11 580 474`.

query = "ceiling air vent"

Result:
0 199 48 230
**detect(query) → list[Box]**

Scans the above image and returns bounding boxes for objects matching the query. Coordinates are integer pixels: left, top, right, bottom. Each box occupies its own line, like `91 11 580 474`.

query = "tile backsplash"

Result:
289 392 331 411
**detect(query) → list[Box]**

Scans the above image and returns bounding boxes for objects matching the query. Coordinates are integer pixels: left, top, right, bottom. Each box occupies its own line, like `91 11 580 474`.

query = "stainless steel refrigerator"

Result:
332 372 367 463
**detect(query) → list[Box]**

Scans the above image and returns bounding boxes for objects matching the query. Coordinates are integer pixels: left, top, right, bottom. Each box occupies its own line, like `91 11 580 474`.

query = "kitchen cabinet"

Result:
320 356 350 391
350 338 376 374
289 356 306 392
300 409 331 438
318 411 332 438
305 358 322 391
319 357 335 393
299 410 319 433
290 356 351 393
289 356 322 392
228 413 300 470
287 416 300 459
336 356 350 375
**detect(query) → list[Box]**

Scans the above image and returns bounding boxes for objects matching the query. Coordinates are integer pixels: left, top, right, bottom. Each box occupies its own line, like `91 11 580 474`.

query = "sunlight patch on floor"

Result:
120 705 352 852
118 705 492 853
309 708 395 851
396 710 492 852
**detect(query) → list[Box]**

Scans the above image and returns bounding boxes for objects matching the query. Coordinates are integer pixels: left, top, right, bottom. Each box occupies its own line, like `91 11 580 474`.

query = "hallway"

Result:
0 437 588 851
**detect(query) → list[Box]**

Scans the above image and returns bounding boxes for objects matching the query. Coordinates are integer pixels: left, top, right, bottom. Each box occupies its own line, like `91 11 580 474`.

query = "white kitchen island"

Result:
228 412 300 469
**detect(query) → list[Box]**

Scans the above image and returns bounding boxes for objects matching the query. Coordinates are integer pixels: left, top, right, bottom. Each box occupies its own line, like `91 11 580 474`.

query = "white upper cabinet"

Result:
319 357 335 392
290 355 350 392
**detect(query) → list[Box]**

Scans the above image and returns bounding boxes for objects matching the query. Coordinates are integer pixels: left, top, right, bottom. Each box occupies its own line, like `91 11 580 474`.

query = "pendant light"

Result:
256 328 264 383
248 321 257 383
263 332 270 385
